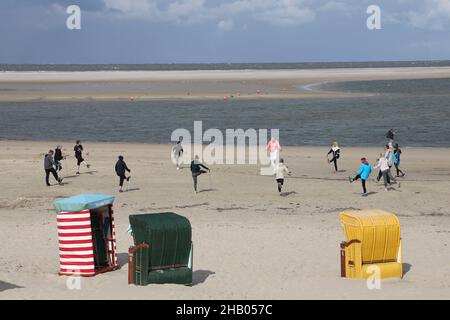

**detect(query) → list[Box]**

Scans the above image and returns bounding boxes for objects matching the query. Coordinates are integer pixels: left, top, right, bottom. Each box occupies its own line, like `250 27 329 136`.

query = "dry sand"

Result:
2 67 450 101
1 140 450 299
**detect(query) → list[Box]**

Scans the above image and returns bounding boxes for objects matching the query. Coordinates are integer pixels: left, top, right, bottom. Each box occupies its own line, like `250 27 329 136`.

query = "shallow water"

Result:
1 77 450 147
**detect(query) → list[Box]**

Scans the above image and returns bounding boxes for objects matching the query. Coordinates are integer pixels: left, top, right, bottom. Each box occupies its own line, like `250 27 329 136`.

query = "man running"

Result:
44 150 63 186
190 155 210 194
115 155 131 193
172 140 184 170
74 140 84 175
348 158 372 196
274 158 291 194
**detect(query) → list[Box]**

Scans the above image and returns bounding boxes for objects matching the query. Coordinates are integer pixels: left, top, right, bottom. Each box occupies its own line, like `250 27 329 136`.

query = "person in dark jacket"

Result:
190 155 210 193
74 140 84 175
115 155 131 193
44 150 63 186
327 142 340 173
54 145 64 172
386 128 395 143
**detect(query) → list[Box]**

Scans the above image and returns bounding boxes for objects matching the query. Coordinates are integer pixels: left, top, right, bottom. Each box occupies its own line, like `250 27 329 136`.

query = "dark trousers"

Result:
353 174 367 194
276 178 284 192
119 174 128 187
330 157 338 172
45 168 59 186
394 164 404 176
55 160 62 172
192 170 207 191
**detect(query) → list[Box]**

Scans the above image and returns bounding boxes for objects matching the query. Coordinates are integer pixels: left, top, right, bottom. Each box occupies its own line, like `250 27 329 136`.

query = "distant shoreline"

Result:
1 66 450 102
2 60 450 72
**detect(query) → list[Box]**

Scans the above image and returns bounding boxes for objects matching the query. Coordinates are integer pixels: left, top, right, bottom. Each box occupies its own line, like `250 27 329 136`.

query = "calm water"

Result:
1 77 450 147
2 61 450 71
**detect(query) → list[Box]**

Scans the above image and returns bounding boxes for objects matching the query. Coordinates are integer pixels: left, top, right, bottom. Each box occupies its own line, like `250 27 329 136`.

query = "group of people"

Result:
348 129 406 196
44 129 406 197
43 141 92 186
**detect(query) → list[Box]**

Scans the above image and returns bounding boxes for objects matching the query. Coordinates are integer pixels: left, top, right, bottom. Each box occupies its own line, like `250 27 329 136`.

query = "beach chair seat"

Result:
340 209 403 279
128 212 193 286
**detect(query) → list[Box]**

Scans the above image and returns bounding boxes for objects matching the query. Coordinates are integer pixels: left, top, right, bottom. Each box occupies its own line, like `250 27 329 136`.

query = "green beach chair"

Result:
128 212 193 286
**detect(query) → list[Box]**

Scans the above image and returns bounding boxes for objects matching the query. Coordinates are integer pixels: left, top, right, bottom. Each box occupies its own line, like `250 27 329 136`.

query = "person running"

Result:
74 140 84 175
327 142 341 173
373 153 395 192
172 140 184 170
190 155 210 194
266 137 282 167
377 144 395 183
44 150 63 186
115 155 131 193
386 128 395 143
54 145 64 172
274 158 291 194
393 143 406 177
348 158 372 196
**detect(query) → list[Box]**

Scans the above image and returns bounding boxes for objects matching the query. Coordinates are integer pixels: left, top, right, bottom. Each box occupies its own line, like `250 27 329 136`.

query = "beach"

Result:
2 67 450 101
1 140 450 299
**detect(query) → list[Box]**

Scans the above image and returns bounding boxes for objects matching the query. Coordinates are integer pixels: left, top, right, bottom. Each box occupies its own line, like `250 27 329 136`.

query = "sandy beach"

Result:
1 140 450 299
2 67 450 101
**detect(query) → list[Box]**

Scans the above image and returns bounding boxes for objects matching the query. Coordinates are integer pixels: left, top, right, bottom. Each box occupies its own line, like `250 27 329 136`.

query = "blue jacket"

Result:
357 162 372 180
393 150 401 165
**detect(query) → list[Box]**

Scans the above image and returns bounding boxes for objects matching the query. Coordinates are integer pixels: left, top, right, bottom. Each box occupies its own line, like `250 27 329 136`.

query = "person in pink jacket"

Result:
266 137 282 167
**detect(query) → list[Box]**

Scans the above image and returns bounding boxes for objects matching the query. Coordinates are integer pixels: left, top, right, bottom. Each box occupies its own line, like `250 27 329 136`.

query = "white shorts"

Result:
270 151 278 162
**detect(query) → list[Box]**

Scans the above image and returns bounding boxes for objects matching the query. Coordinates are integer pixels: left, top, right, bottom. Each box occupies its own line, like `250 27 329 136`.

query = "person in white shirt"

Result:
273 158 291 194
374 153 396 191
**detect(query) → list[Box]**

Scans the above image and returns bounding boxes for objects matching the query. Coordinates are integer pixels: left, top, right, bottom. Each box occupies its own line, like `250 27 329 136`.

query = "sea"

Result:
1 62 450 147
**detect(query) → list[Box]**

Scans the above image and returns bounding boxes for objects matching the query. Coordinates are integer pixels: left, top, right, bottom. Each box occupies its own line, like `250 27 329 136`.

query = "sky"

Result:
1 0 450 63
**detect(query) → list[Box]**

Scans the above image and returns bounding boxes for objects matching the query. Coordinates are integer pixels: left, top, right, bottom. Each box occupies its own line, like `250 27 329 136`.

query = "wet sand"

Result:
1 67 450 101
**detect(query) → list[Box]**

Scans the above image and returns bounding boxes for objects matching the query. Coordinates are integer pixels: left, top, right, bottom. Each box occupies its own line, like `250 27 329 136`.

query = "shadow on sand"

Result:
192 270 215 285
0 281 23 293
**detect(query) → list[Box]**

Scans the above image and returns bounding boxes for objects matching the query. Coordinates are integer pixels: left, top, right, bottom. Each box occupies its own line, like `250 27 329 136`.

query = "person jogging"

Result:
115 155 131 193
274 158 291 194
327 142 341 173
172 140 184 170
266 137 282 167
393 143 406 177
348 158 372 196
190 155 210 194
373 153 396 192
44 150 63 186
74 140 85 175
54 145 65 172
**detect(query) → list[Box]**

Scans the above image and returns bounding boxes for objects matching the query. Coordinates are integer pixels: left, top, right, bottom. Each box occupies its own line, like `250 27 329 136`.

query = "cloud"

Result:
218 19 234 32
97 0 318 26
103 0 159 16
405 0 450 30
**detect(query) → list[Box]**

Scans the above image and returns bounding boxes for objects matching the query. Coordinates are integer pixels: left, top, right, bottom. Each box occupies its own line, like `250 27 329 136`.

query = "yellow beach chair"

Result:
340 209 403 279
